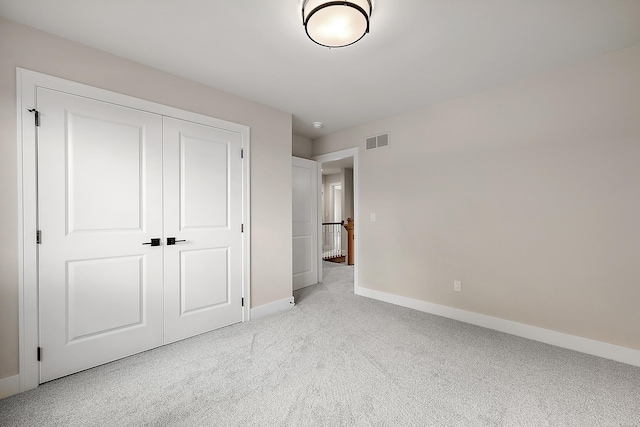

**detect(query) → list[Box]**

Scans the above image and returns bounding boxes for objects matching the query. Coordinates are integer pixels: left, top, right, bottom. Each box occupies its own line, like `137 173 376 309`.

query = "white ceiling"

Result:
2 0 640 139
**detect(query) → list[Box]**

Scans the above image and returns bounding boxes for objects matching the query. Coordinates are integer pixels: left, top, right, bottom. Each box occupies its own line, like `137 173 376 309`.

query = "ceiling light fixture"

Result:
302 0 372 48
312 121 324 129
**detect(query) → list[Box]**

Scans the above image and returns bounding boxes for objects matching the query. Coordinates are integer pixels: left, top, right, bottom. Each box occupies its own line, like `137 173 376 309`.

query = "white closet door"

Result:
162 117 244 344
37 88 164 382
292 157 318 290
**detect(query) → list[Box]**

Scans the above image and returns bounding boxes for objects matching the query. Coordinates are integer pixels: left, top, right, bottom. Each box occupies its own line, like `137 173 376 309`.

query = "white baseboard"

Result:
0 374 20 399
355 286 640 368
250 296 295 319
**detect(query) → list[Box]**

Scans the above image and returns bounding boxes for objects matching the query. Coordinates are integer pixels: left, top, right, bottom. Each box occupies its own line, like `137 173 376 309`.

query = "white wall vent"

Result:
366 137 377 150
365 133 390 150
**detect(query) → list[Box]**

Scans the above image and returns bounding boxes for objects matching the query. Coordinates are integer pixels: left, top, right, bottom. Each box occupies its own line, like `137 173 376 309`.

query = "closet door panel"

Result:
37 87 164 382
163 117 243 344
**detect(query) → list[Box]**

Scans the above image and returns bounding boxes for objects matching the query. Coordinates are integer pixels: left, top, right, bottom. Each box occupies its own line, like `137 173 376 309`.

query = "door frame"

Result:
16 68 251 392
313 148 359 289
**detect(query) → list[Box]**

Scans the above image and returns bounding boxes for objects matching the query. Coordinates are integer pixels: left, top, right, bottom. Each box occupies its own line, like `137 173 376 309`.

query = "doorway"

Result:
313 148 359 292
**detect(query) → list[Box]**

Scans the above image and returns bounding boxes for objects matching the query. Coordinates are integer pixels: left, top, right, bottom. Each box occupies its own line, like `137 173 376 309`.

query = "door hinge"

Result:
36 230 42 244
242 297 244 307
241 224 244 233
37 347 42 361
241 148 244 159
28 108 40 127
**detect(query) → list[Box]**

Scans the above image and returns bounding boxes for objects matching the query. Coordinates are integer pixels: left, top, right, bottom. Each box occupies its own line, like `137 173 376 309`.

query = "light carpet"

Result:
1 262 639 426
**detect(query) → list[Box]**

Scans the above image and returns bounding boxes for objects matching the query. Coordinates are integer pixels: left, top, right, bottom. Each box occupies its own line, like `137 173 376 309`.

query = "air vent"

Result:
366 137 377 150
365 133 390 150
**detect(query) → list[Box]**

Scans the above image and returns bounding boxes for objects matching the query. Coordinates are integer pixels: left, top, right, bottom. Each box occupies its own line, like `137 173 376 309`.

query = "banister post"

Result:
343 218 355 265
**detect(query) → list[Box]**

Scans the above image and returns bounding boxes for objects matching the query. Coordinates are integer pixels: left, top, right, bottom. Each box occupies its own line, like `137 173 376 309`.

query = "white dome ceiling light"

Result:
302 0 372 48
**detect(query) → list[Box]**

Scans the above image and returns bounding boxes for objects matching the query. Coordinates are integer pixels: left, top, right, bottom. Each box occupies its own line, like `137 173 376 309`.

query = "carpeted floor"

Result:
1 262 639 426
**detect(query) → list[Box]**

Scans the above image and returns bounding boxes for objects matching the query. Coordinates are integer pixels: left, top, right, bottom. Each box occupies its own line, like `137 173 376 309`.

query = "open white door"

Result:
292 157 318 290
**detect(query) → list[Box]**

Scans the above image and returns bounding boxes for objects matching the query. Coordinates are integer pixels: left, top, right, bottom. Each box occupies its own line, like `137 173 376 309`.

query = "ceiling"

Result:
2 0 640 139
321 157 354 176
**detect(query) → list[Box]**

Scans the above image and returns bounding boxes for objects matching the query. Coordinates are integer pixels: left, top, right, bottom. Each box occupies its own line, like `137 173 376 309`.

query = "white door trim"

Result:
16 68 251 392
313 148 359 289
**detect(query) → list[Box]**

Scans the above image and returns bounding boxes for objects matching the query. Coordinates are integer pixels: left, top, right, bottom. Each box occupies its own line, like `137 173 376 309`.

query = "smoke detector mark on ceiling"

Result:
366 133 390 150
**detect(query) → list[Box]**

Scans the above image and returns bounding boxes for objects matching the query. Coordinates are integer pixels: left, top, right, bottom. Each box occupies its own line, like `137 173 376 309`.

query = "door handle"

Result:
142 238 161 246
167 237 186 245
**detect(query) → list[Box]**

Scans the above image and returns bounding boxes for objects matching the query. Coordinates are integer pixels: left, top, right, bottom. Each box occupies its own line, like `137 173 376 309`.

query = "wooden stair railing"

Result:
343 218 354 265
322 221 343 260
322 219 354 265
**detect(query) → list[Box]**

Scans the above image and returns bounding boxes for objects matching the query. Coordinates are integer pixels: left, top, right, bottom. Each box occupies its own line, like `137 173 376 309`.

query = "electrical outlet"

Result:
454 280 462 292
370 213 376 222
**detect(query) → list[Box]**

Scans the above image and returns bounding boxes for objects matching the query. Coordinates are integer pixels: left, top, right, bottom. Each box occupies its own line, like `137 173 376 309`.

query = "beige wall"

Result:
313 44 640 351
292 134 313 159
342 168 354 221
322 173 342 223
0 18 293 380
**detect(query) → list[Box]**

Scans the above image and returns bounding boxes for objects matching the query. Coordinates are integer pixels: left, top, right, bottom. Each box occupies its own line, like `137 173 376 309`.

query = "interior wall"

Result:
313 44 640 351
292 134 313 159
322 173 342 223
0 18 293 380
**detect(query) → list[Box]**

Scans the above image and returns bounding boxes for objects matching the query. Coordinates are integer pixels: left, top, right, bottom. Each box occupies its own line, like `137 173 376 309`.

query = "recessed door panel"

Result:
67 256 144 341
68 114 143 233
292 236 313 275
292 165 312 223
181 248 229 314
181 135 229 229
